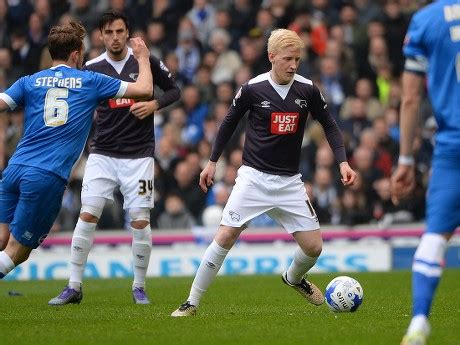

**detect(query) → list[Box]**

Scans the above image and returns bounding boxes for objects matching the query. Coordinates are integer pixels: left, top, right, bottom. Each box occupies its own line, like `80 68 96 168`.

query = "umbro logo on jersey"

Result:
129 73 138 81
295 99 308 108
261 100 271 108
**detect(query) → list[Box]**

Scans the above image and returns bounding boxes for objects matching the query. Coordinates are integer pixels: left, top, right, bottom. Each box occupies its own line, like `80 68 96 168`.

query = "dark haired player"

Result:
49 11 180 306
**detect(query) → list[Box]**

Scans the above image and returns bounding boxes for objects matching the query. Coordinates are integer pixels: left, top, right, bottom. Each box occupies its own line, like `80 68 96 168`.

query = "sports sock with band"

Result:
187 240 229 307
0 251 15 279
131 225 152 290
69 219 96 291
286 246 318 284
411 233 447 320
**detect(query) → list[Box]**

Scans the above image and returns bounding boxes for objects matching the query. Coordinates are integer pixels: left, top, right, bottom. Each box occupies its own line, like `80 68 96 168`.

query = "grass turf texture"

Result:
1 270 459 345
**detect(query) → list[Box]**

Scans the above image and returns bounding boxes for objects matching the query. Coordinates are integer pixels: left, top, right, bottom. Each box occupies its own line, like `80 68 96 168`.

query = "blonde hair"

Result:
267 29 304 54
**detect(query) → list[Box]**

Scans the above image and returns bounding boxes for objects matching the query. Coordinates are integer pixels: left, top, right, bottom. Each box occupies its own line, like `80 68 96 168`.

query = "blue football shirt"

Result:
0 64 128 180
404 0 460 154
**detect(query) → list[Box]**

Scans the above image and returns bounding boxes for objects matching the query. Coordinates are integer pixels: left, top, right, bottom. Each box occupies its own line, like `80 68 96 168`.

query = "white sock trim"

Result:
0 251 15 275
414 233 447 263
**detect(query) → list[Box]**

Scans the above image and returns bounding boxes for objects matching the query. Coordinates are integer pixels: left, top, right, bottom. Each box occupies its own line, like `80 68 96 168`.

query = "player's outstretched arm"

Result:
124 37 153 100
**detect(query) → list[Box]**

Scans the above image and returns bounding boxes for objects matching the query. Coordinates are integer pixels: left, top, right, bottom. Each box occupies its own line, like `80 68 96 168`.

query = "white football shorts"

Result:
221 165 319 233
81 154 154 209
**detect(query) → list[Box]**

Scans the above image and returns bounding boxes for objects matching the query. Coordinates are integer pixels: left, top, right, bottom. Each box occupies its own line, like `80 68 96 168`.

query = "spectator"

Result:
186 0 216 46
359 128 393 177
173 160 207 222
27 12 47 47
337 189 371 226
381 0 409 77
194 65 215 104
175 20 201 84
311 167 339 223
340 78 384 121
0 0 10 47
340 98 372 150
209 28 242 84
158 193 195 229
10 29 42 76
146 20 172 60
317 55 353 118
69 0 99 33
181 85 209 145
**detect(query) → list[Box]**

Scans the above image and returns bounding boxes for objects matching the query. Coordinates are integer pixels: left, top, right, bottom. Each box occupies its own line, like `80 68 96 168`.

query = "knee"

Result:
130 220 150 229
215 225 245 249
129 208 151 230
304 242 322 258
79 212 99 223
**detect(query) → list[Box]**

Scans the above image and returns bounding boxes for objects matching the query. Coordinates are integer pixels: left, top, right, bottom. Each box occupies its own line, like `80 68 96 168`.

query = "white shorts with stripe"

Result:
81 154 154 210
221 165 319 233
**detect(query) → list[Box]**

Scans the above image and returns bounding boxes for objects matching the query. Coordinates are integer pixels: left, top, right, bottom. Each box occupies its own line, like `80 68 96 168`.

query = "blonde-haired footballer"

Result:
171 29 357 317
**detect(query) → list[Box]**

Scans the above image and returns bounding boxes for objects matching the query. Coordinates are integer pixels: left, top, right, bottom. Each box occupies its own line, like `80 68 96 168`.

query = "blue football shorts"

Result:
426 155 460 234
0 164 66 248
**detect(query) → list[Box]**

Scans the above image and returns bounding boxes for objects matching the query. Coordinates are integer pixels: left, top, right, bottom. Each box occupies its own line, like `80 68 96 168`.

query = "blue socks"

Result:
411 233 447 317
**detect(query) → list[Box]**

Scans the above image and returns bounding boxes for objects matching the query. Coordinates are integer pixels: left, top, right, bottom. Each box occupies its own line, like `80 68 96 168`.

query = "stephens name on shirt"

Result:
35 77 83 89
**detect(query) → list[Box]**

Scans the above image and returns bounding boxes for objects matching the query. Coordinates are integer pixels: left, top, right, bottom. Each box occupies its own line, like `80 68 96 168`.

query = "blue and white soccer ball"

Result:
324 276 363 312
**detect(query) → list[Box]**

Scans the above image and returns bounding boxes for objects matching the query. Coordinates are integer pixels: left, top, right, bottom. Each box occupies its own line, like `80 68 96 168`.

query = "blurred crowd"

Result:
0 0 435 231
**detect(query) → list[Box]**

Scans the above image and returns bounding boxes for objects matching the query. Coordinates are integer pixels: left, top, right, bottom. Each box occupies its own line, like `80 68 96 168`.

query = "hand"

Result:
199 161 216 193
129 37 150 61
390 164 415 204
130 100 159 119
339 161 357 186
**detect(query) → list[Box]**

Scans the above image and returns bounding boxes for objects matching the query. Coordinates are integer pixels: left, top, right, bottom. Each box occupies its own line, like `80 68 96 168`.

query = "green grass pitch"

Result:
1 270 459 345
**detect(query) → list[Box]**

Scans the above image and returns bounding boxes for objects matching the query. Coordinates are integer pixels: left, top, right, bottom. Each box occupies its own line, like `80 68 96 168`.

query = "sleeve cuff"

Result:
0 93 17 110
115 81 129 98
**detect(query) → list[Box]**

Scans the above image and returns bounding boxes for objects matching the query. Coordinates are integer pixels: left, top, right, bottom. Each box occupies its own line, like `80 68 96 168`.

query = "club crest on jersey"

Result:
295 99 308 108
109 98 135 108
261 100 271 108
229 211 241 222
129 73 138 81
271 112 299 134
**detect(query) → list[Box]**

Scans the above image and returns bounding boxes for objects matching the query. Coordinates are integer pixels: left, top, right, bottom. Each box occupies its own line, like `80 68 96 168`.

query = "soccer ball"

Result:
324 276 363 312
